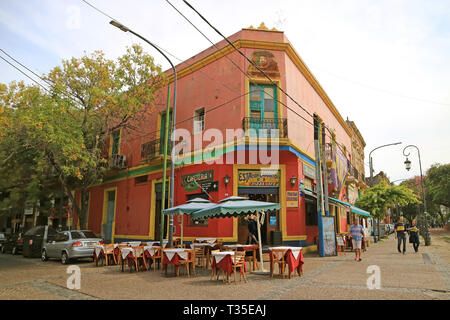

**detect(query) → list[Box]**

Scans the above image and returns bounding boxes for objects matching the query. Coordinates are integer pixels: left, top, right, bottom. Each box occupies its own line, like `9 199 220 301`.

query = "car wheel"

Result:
41 249 49 262
12 246 17 255
61 252 69 265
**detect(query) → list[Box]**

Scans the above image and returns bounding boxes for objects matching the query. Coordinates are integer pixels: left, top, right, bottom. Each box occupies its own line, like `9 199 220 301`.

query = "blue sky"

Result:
1 0 449 183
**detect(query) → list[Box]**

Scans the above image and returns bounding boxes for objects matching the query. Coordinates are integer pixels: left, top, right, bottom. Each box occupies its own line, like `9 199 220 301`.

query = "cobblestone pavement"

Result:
0 229 449 300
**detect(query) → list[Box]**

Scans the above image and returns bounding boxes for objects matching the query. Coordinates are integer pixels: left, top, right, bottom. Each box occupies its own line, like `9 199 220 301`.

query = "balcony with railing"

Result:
242 117 288 138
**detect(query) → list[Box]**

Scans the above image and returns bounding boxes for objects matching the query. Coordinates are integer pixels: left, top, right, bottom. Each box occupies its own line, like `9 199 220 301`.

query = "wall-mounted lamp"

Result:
290 175 297 186
224 174 231 187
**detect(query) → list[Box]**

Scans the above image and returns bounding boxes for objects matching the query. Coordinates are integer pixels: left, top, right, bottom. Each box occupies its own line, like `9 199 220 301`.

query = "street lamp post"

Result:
368 142 402 242
110 20 177 248
403 145 430 246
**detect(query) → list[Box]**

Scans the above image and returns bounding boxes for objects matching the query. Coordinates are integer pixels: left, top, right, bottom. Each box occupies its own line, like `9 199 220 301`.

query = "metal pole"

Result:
403 145 430 246
160 85 171 245
368 142 401 242
109 20 177 248
314 115 325 257
321 122 329 216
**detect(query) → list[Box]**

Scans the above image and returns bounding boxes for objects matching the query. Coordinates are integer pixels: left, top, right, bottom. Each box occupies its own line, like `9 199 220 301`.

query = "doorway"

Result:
154 182 168 240
237 193 279 245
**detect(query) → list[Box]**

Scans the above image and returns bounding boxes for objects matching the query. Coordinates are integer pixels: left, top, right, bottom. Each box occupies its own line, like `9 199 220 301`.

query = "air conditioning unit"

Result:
110 154 127 169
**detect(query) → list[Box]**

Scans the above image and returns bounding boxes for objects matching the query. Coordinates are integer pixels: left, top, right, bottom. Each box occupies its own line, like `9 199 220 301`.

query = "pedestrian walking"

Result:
408 219 420 253
349 218 364 261
394 216 408 254
245 215 258 245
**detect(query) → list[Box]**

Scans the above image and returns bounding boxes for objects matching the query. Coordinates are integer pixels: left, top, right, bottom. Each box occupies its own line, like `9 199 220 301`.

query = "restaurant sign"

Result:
238 170 280 188
286 191 298 208
181 170 214 191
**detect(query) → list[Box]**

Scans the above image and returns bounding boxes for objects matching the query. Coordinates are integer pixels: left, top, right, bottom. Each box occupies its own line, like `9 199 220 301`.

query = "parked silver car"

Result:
41 230 103 264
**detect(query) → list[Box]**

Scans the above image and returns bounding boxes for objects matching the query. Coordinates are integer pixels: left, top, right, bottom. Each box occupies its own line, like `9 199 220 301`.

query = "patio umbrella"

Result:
162 198 215 245
191 196 280 273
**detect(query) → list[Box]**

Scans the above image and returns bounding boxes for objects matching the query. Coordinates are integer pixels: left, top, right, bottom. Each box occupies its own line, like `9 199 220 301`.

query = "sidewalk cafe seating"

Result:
231 251 247 284
269 246 304 279
144 246 162 271
120 246 147 273
193 245 208 268
270 249 287 279
177 249 196 277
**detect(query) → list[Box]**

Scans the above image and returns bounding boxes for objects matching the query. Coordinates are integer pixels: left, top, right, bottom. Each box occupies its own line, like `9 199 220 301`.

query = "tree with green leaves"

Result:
426 163 450 226
355 182 420 238
0 44 166 230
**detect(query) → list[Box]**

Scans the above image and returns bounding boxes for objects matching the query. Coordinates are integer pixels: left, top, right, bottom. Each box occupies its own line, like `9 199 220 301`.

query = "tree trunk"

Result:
79 188 89 230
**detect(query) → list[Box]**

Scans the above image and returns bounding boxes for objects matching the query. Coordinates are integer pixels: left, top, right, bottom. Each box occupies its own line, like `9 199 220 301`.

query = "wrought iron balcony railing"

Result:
242 117 288 138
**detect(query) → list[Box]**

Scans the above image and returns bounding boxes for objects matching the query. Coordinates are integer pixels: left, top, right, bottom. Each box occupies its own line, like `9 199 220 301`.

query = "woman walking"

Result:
408 219 420 253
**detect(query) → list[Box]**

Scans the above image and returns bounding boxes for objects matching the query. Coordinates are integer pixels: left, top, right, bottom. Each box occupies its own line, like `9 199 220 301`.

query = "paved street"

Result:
0 229 449 300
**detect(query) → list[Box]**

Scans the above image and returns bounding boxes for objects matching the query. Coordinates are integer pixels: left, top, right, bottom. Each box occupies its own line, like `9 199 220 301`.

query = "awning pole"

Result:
256 210 265 272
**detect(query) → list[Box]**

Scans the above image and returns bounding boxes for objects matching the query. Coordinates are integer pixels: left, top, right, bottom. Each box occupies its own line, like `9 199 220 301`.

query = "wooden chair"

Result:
194 245 208 268
231 251 247 284
130 246 147 272
270 249 287 279
145 247 162 271
177 249 195 277
104 244 117 265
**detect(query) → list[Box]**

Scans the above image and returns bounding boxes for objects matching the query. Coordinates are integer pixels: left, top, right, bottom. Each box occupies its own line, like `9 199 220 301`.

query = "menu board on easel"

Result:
323 216 337 256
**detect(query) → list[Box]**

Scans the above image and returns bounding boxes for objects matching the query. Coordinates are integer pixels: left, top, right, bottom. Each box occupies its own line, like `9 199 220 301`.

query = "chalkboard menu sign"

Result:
323 216 337 256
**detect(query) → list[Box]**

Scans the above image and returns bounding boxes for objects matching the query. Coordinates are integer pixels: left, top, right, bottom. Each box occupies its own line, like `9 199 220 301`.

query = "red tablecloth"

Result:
162 251 188 270
270 249 304 276
211 254 247 277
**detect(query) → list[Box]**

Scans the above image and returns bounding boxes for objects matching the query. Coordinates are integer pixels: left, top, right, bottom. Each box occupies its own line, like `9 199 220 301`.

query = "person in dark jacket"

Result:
408 219 420 253
245 215 258 245
394 216 408 254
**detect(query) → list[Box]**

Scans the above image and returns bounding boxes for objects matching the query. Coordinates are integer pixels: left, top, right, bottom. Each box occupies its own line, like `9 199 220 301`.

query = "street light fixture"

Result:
402 145 430 246
110 20 178 248
404 158 411 171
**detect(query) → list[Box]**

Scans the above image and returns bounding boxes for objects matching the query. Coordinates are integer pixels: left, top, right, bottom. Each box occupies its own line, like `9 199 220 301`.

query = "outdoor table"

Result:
121 241 142 247
142 241 161 247
162 248 190 273
195 238 217 244
222 244 258 271
94 244 119 266
268 246 304 279
211 251 246 283
120 246 146 272
143 246 161 270
190 242 222 269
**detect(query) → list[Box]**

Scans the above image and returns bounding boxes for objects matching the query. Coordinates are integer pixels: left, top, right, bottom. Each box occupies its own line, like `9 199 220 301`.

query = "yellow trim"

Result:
102 187 118 243
165 38 352 137
302 245 318 254
233 164 287 242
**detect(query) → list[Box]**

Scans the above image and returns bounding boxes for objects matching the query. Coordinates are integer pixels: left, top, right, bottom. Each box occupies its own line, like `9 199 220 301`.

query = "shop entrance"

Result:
237 193 280 245
154 182 168 241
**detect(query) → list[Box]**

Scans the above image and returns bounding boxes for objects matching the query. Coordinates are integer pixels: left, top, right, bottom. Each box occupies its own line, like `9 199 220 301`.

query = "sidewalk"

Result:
0 230 449 300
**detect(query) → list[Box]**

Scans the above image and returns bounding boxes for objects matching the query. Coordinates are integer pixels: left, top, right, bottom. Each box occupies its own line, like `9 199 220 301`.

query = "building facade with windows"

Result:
73 24 366 249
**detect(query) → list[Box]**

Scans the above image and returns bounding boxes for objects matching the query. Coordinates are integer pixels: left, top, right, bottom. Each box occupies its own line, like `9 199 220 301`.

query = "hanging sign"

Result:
286 191 298 208
181 170 214 191
303 163 316 180
238 170 280 187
